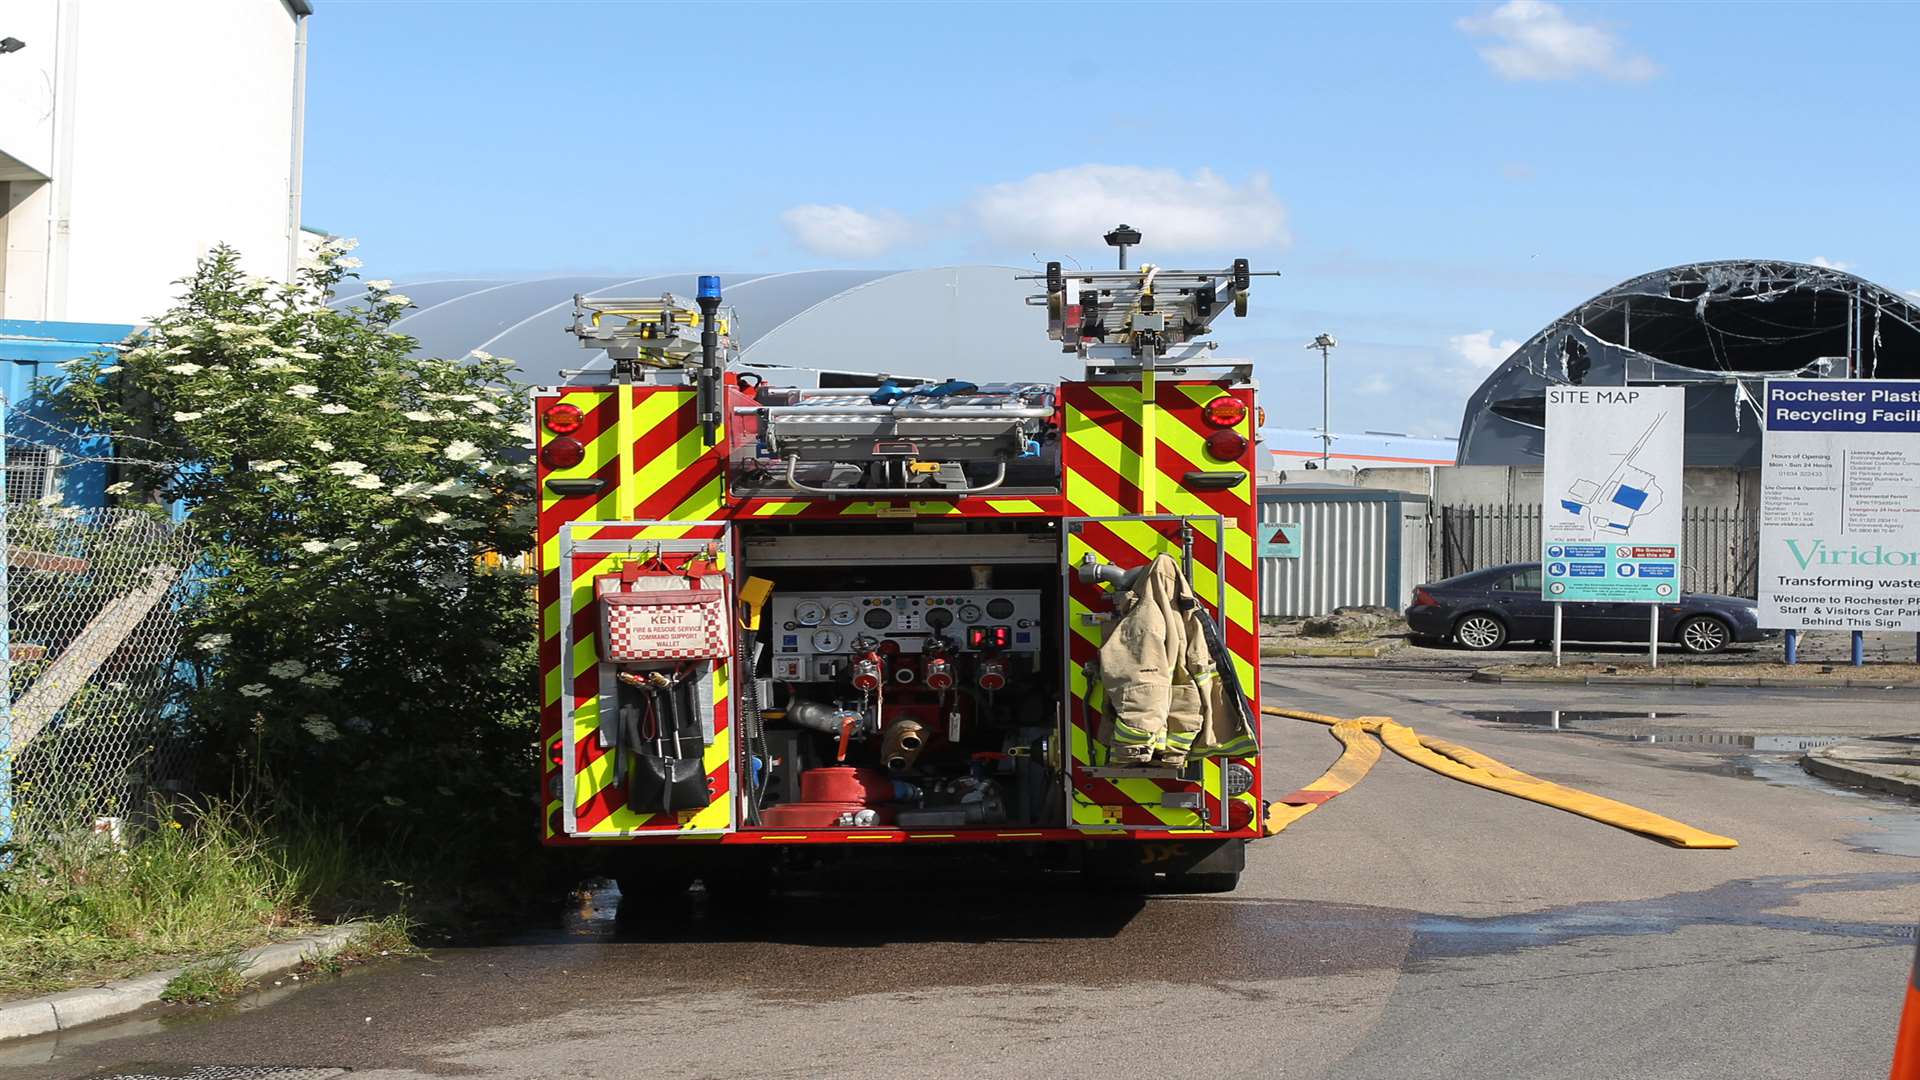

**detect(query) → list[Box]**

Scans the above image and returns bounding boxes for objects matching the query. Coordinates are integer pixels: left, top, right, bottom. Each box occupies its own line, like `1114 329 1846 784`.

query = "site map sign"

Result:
1758 378 1920 632
1541 385 1686 603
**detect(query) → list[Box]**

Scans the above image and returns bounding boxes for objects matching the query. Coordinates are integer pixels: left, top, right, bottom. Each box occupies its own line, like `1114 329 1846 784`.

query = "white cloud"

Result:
1809 256 1852 271
780 204 913 258
1459 1 1657 82
1905 289 1920 302
1449 329 1522 370
970 165 1289 251
1355 373 1394 396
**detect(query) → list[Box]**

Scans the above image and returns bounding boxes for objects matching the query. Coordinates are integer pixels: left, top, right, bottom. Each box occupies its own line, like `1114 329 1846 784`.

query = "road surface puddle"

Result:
1465 709 1850 752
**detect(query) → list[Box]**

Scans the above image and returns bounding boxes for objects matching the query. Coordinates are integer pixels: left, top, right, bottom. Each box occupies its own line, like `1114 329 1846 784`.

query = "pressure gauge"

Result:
986 597 1015 619
958 602 984 623
828 601 858 626
794 601 825 626
925 606 953 629
810 629 843 653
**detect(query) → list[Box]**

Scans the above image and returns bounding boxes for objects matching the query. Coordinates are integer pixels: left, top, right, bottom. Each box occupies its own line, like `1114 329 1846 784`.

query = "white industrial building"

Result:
0 0 311 324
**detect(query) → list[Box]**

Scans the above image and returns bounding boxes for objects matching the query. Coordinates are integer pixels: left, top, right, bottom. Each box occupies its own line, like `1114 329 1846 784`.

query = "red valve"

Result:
976 657 1007 692
851 651 886 693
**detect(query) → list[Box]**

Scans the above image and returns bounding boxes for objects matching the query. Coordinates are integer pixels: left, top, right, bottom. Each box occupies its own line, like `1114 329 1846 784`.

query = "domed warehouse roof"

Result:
1457 260 1920 467
336 267 1081 389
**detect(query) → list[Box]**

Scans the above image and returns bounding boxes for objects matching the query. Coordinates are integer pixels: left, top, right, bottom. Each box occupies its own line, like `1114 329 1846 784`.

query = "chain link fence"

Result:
3 504 200 841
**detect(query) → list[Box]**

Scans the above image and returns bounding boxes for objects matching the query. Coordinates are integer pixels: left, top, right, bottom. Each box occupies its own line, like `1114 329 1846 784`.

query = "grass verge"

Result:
0 799 317 998
160 953 249 1005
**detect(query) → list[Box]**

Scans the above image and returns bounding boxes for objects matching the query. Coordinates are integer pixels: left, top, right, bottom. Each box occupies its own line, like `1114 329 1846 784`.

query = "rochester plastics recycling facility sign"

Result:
1540 385 1686 603
1758 379 1920 632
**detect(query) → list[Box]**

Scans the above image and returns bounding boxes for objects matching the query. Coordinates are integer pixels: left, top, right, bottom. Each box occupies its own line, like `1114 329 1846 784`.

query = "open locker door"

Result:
1063 514 1235 833
557 521 739 838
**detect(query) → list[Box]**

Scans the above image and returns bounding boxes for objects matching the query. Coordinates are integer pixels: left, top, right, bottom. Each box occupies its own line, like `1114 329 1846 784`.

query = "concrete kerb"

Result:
1802 745 1920 802
1472 669 1917 690
0 922 367 1044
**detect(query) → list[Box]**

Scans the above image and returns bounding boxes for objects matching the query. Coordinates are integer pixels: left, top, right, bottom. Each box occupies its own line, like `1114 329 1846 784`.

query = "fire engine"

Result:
532 230 1275 895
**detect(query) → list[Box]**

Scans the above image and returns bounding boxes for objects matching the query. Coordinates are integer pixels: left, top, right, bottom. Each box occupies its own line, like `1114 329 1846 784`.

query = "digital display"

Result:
967 625 1012 649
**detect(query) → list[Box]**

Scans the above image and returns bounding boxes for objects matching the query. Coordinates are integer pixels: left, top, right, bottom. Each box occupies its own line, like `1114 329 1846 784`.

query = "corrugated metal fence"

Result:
1258 489 1429 617
1433 503 1759 596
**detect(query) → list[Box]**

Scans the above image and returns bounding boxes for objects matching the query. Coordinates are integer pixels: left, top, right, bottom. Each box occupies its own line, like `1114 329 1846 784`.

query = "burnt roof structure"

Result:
1456 260 1920 467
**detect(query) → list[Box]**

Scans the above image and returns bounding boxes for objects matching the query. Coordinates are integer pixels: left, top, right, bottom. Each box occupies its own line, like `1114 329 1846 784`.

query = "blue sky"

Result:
304 1 1920 437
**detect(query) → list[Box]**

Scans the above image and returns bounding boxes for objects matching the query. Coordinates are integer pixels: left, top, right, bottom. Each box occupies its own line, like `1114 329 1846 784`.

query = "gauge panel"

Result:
770 590 1041 657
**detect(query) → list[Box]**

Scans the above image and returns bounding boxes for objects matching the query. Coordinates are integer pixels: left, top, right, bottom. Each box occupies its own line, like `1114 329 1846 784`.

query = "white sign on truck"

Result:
1758 378 1920 632
1540 385 1686 603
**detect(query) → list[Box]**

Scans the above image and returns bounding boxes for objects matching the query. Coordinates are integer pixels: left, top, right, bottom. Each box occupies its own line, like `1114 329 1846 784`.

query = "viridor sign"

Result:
1758 379 1920 631
1540 386 1686 603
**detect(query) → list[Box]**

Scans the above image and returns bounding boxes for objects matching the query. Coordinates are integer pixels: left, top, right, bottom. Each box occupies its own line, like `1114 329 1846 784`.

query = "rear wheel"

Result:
1678 615 1731 654
1453 613 1508 651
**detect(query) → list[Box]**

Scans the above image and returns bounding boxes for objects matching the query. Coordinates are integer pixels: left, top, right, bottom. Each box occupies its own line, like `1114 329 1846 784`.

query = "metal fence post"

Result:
1 391 11 852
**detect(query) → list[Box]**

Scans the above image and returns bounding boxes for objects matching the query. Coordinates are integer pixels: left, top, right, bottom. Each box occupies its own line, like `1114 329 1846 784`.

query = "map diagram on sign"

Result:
1555 412 1670 539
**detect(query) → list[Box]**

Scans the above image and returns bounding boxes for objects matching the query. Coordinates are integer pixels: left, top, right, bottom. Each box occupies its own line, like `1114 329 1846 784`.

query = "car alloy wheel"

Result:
1680 616 1729 654
1455 615 1505 650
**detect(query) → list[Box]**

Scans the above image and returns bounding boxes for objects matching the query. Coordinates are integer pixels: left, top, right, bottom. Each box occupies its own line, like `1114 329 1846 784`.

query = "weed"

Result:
160 953 247 1005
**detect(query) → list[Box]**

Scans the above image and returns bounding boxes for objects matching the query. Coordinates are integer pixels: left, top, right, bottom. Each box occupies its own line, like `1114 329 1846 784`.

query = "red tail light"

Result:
541 437 585 469
1204 430 1248 461
1413 587 1437 607
1203 397 1247 428
543 402 583 434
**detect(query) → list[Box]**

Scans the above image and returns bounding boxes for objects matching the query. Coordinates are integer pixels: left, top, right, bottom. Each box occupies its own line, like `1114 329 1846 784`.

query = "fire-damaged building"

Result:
1456 260 1920 466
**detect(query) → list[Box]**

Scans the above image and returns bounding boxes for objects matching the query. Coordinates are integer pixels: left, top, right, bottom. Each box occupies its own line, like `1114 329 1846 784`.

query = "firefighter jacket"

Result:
1096 553 1256 764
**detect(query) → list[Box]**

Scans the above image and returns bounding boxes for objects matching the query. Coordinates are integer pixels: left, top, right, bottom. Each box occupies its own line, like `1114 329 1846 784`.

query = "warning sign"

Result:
1259 521 1301 559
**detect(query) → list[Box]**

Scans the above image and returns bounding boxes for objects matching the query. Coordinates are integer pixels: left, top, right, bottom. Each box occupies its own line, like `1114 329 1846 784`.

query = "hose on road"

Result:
1260 706 1738 850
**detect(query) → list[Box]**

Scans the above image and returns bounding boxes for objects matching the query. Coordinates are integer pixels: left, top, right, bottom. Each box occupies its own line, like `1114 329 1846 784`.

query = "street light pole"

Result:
1306 333 1337 469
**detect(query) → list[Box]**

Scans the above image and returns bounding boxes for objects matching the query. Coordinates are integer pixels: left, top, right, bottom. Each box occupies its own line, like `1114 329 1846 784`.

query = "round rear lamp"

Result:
543 402 584 434
1204 430 1248 462
1225 762 1254 797
1203 397 1247 428
541 437 586 470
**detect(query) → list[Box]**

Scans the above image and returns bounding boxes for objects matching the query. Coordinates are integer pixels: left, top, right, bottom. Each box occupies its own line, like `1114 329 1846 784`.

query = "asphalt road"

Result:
5 666 1917 1080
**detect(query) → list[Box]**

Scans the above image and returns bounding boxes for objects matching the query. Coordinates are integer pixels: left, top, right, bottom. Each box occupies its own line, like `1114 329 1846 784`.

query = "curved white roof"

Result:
341 266 1081 387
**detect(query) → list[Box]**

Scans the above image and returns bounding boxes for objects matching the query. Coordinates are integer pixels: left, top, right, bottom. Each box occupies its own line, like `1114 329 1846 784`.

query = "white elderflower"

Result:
364 279 393 292
287 349 320 361
403 411 435 422
300 540 329 554
287 384 319 399
447 393 480 403
300 671 343 689
347 473 383 490
249 459 289 472
172 411 204 422
269 659 307 679
330 538 361 551
301 717 341 743
311 439 334 453
328 461 368 476
163 362 205 375
469 349 495 361
273 472 299 484
384 294 411 307
239 683 271 698
196 633 232 651
254 356 294 370
390 480 432 499
105 481 133 495
318 403 352 415
337 256 363 269
99 365 123 374
471 400 501 415
442 439 480 462
419 509 452 525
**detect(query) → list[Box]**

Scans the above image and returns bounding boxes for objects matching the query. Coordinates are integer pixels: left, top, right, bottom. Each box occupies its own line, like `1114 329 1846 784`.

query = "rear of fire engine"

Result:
532 234 1273 895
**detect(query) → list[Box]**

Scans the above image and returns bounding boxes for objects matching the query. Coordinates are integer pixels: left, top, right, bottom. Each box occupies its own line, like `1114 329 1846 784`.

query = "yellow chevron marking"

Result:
753 500 812 516
1066 402 1146 484
543 663 562 708
1063 466 1126 518
990 499 1043 514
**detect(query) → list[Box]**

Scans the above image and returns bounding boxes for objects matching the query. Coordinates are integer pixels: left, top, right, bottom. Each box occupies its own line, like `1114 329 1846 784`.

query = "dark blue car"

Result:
1405 562 1774 653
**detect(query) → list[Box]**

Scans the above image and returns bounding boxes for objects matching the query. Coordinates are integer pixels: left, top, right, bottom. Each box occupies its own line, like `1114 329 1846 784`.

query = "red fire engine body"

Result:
532 243 1272 890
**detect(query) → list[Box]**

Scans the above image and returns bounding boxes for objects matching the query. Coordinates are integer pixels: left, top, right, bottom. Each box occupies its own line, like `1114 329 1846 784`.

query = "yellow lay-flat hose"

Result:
1259 706 1737 850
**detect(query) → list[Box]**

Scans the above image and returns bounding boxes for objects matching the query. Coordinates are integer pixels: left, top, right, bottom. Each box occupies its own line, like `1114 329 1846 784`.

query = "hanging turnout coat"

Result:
1096 553 1257 765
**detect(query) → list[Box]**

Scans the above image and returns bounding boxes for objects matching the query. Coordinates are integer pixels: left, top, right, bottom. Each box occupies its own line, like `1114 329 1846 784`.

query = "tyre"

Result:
1453 613 1508 651
1678 615 1731 654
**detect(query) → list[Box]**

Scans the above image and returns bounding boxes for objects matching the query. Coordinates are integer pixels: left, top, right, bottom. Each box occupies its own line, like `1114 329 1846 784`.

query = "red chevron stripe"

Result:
538 454 622 535
1063 441 1145 515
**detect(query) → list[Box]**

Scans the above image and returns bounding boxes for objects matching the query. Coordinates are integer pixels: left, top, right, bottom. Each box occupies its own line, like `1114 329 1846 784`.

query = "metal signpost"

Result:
1757 379 1920 664
1540 386 1687 667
